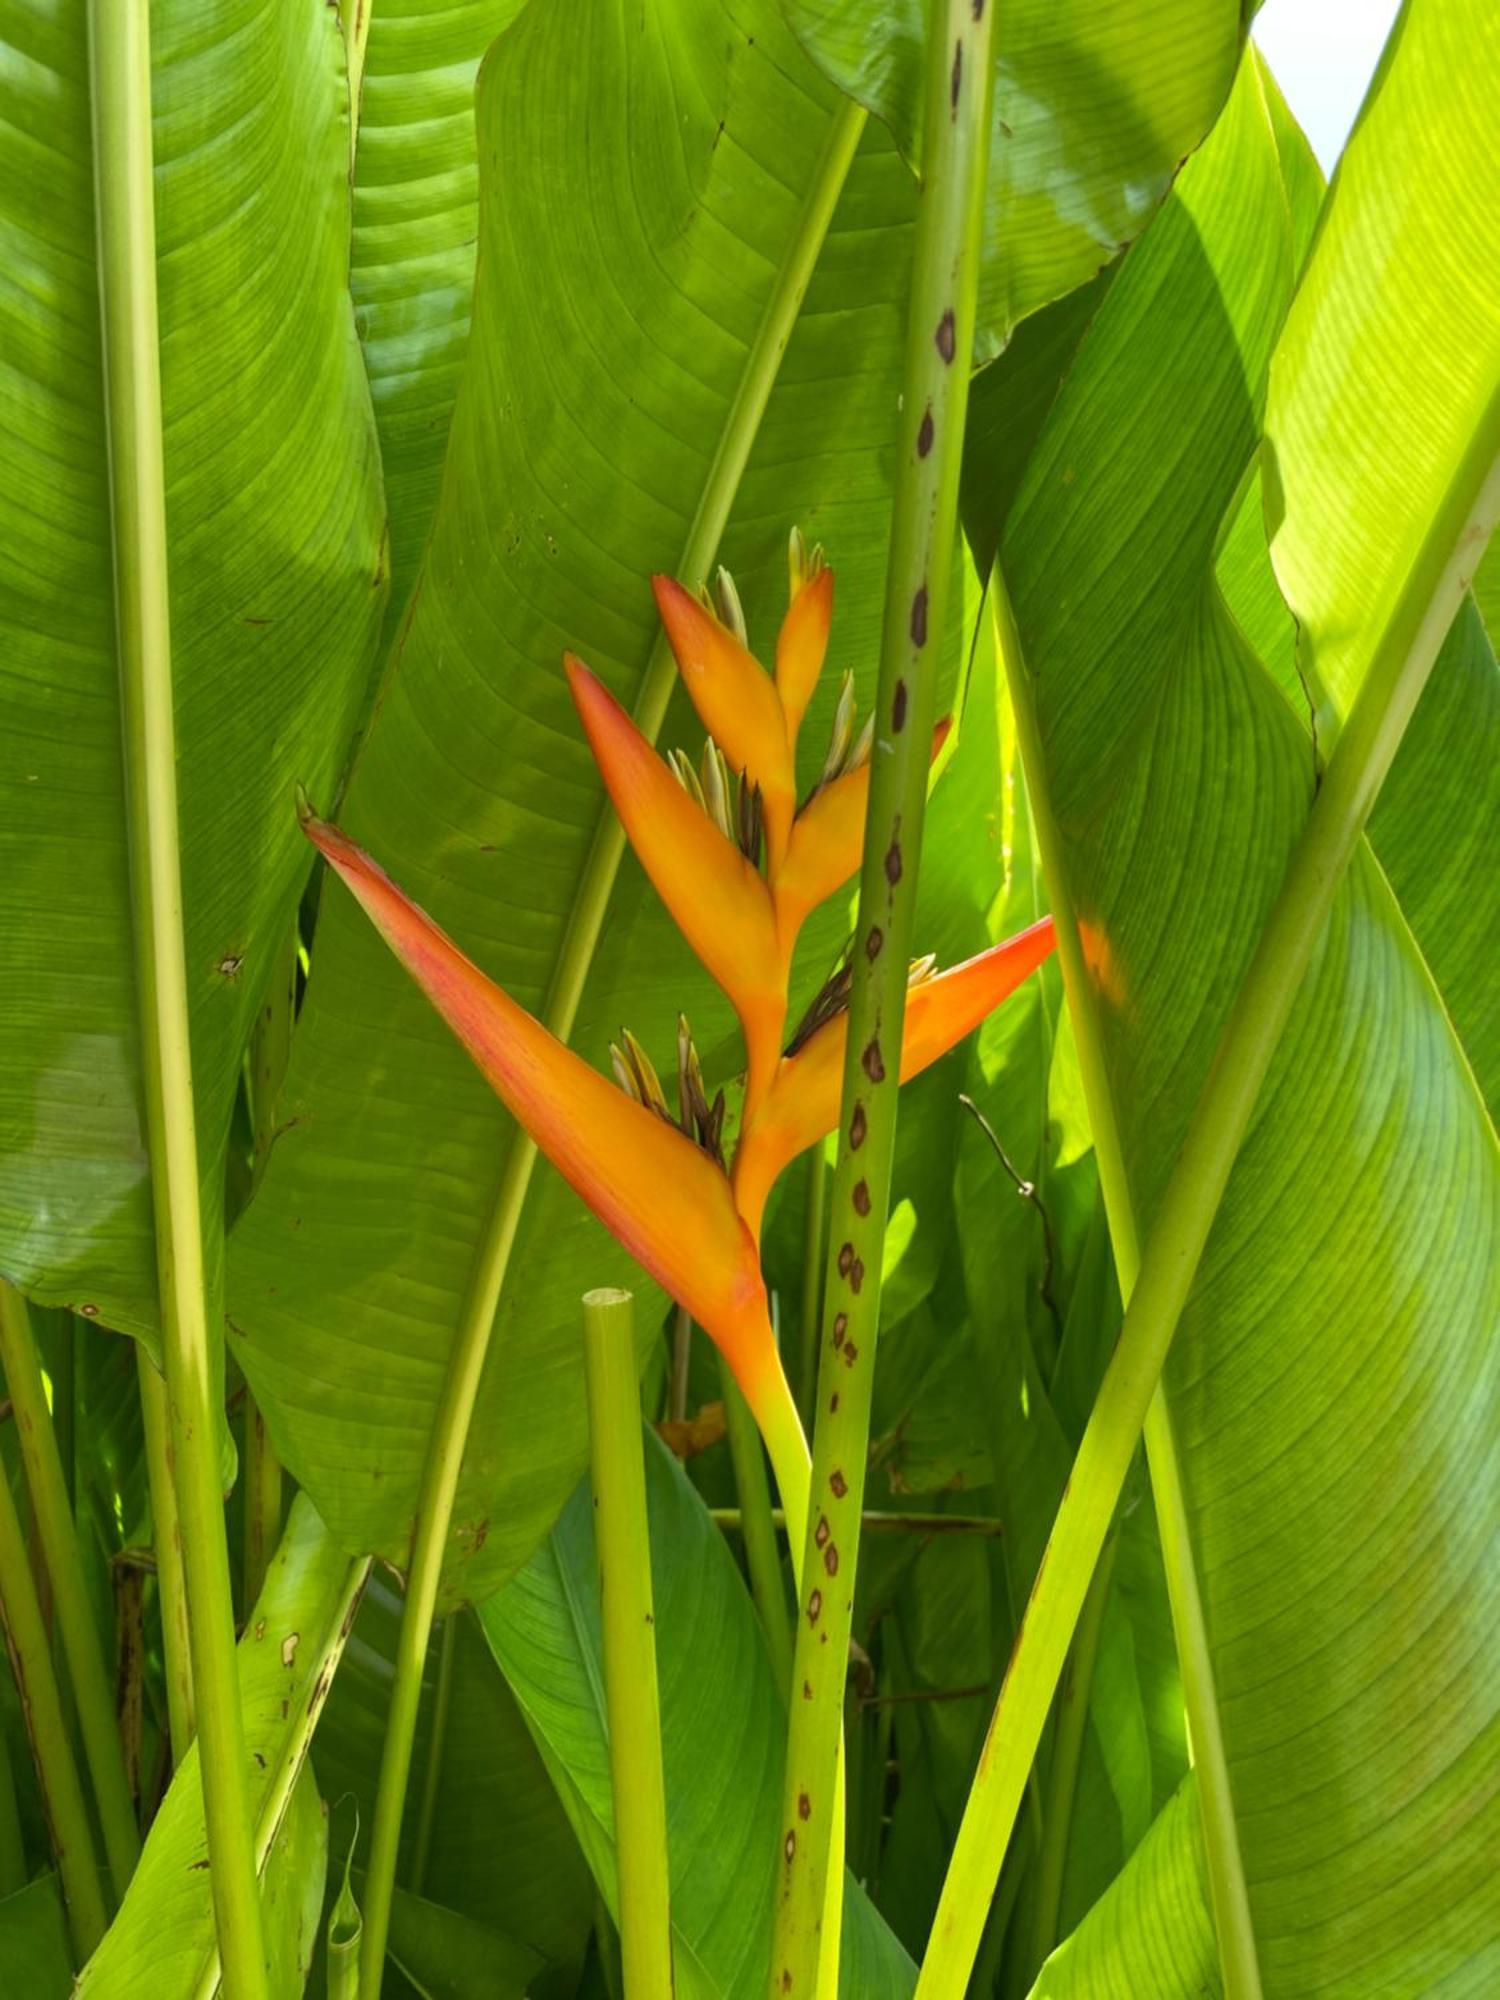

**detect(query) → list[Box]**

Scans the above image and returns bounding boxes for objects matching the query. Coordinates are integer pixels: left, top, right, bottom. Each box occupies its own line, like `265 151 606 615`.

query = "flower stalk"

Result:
582 1288 675 1997
88 1 268 1985
767 3 997 1993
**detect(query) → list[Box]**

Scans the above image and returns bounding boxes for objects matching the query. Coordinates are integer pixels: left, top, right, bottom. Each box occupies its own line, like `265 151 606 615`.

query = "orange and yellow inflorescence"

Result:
302 532 1054 1519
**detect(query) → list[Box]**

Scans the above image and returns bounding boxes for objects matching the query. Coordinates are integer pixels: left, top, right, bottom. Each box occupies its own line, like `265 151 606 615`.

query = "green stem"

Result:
913 446 1500 1997
995 573 1260 1996
0 1284 140 1898
581 1290 674 1998
668 1306 693 1426
88 5 267 1988
769 9 995 1995
710 1508 1002 1539
409 1612 458 1895
795 1148 828 1427
242 1402 283 1616
136 1352 195 1762
357 93 867 1998
0 1445 107 1960
719 1363 795 1692
190 1554 372 2000
1023 1529 1119 1978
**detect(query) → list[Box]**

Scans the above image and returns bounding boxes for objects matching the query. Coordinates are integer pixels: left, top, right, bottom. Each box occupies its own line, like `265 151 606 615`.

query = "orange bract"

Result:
301 810 782 1410
732 920 1058 1242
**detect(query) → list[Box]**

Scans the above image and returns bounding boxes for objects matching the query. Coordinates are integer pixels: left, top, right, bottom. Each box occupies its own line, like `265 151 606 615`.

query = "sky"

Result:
1254 0 1403 169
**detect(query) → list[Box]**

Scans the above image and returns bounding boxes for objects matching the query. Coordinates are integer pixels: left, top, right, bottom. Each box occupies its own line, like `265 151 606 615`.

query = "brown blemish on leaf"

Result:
280 1632 300 1669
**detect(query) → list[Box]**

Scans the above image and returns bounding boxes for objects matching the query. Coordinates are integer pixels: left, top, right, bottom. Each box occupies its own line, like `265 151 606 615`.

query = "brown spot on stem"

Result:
808 1590 823 1624
911 586 928 648
850 1104 867 1148
862 1037 886 1083
892 679 908 732
885 838 903 885
825 1544 840 1576
785 1830 796 1863
850 1258 865 1294
865 926 883 961
936 310 956 363
917 408 934 457
853 1180 871 1216
830 1392 840 1413
843 1341 859 1366
815 1515 830 1549
951 40 963 113
838 1242 854 1278
798 1791 812 1821
833 1311 848 1347
830 1469 848 1498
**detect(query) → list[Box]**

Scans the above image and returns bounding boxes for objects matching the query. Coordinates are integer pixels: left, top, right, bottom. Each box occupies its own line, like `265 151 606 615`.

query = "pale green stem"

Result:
997 571 1260 1995
0 1283 140 1898
581 1290 674 1998
0 1445 107 1960
913 450 1500 1998
136 1352 195 1762
409 1612 458 1895
357 94 867 1997
1023 1529 1119 1977
719 1363 795 1692
796 1148 828 1426
243 924 294 1609
769 7 996 1994
88 5 267 1987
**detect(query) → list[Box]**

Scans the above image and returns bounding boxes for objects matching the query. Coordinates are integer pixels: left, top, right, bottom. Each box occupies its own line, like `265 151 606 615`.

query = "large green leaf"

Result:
784 0 1244 356
964 25 1499 1996
351 0 530 614
0 0 386 1336
228 0 932 1604
479 1436 915 1998
311 1576 592 1984
77 1498 366 1995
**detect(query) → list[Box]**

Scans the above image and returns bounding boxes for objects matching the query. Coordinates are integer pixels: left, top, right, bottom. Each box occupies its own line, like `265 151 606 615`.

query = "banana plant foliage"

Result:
959 14 1499 1992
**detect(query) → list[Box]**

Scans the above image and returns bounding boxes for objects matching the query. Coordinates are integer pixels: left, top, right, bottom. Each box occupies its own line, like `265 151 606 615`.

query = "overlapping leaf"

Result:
784 0 1244 356
228 0 938 1604
0 0 386 1336
960 26 1498 1994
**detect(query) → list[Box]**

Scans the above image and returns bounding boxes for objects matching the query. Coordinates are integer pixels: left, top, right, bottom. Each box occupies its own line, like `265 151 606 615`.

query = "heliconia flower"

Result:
774 562 833 740
651 575 798 868
731 918 1058 1242
565 655 787 1102
298 808 808 1493
775 718 952 940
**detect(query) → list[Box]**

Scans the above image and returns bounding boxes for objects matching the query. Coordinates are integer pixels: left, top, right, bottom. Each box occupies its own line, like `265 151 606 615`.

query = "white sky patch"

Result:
1254 0 1403 169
